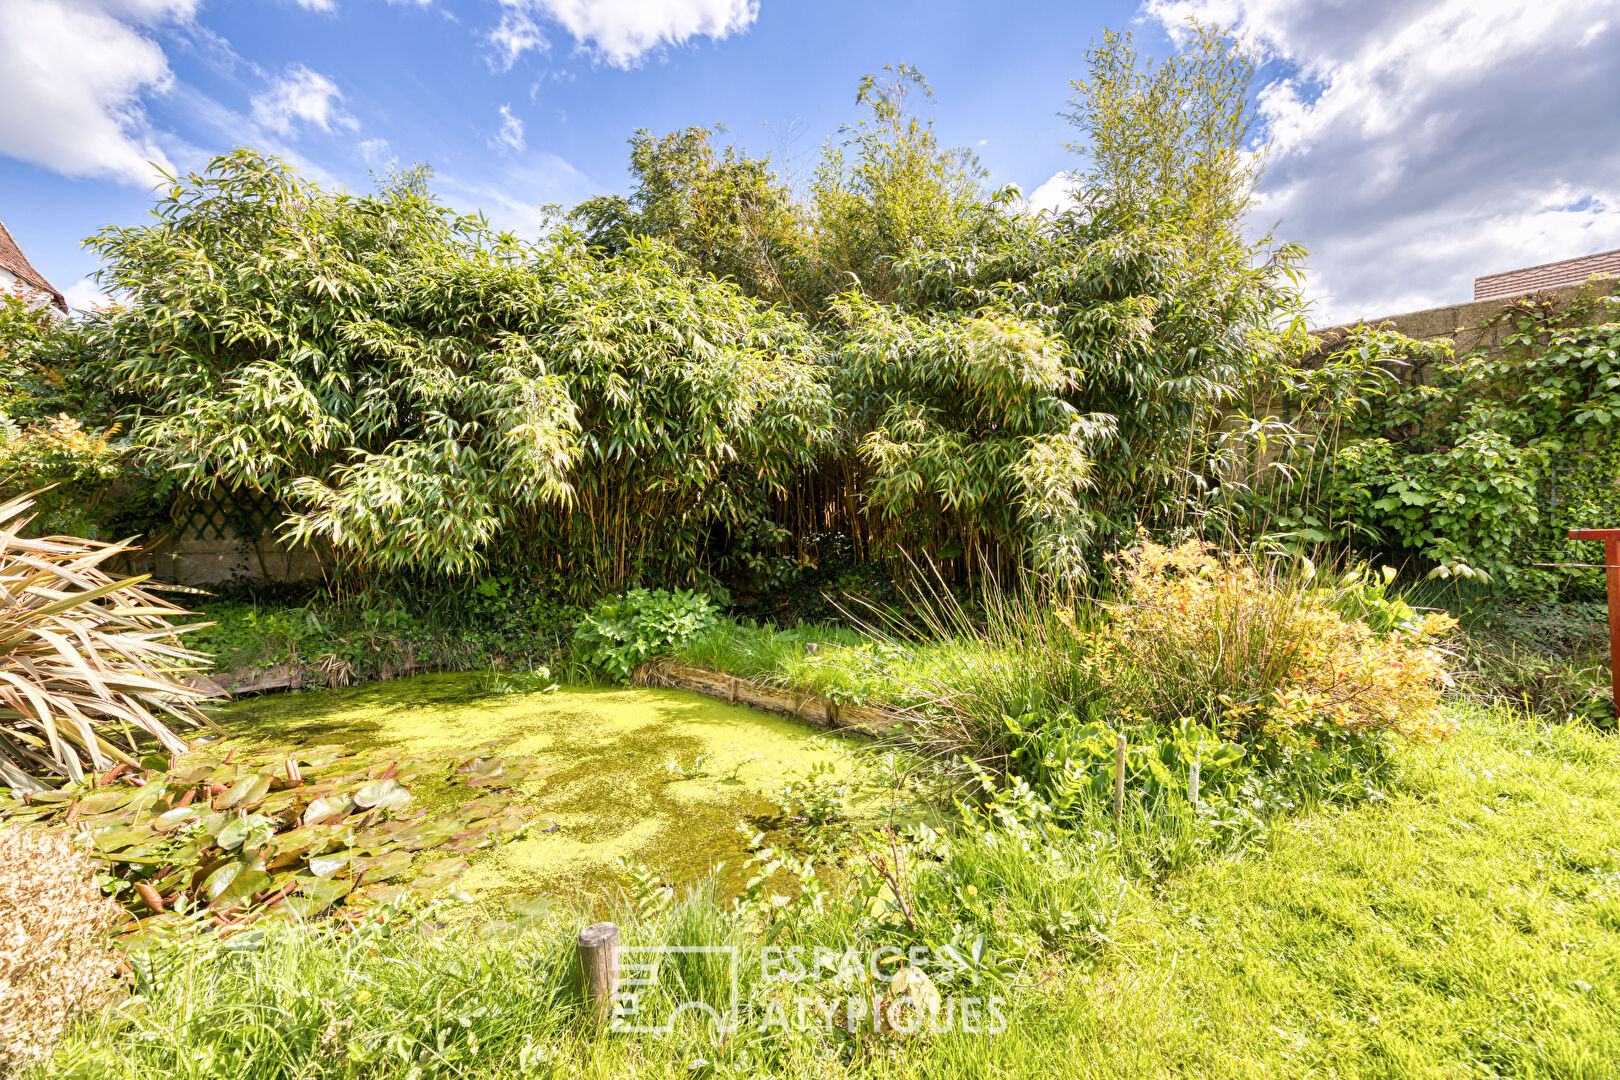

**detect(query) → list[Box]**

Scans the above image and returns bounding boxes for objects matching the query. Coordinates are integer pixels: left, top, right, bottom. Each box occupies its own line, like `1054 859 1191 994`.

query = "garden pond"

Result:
210 672 910 904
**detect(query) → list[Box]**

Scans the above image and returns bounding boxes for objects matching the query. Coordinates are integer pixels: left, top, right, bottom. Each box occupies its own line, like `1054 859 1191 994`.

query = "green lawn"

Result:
44 707 1620 1079
964 707 1620 1079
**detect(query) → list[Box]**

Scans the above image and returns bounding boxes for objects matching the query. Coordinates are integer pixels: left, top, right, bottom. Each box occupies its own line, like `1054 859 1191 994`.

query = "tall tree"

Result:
572 127 810 312
809 64 990 306
1063 23 1266 249
85 150 837 593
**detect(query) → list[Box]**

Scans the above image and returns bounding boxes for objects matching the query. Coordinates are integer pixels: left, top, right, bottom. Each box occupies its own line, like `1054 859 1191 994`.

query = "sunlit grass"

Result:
43 705 1620 1079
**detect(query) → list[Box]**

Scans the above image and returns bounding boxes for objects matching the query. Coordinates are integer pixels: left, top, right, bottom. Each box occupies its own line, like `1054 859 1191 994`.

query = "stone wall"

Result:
1313 277 1619 387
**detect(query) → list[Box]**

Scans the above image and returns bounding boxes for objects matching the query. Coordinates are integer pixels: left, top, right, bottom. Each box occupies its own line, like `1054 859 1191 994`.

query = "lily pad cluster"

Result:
0 740 537 931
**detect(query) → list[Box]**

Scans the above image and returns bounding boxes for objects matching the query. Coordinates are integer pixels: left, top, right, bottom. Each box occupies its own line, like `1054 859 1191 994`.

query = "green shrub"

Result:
1097 539 1458 745
572 588 720 681
86 150 836 594
1287 289 1620 594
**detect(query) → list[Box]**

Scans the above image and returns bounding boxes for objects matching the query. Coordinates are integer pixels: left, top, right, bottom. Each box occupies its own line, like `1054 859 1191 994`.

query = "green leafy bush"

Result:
1289 288 1620 593
572 588 719 681
86 151 835 595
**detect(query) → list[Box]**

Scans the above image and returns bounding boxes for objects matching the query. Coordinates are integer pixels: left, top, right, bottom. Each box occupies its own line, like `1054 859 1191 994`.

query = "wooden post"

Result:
1569 529 1620 717
1112 733 1127 827
1188 760 1201 811
577 922 620 1023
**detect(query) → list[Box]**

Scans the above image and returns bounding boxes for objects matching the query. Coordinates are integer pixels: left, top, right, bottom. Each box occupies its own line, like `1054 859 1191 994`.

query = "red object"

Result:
1569 529 1620 717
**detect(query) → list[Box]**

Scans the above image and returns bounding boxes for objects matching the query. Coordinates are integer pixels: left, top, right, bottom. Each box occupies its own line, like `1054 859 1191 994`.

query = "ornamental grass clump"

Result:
0 825 121 1070
0 493 214 790
1100 540 1457 744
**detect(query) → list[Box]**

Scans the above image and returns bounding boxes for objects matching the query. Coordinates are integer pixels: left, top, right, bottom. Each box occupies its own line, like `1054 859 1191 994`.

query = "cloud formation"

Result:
488 0 759 70
0 0 196 184
438 155 595 238
1023 171 1079 217
358 137 396 170
1141 0 1620 324
490 105 526 154
251 65 358 137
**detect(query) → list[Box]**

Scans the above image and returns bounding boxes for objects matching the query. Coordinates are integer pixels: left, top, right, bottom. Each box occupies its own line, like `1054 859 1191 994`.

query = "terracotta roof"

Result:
0 218 66 312
1474 247 1620 302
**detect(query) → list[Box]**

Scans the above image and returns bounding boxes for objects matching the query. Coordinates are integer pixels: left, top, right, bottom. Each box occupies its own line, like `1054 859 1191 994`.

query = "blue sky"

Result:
3 0 1618 324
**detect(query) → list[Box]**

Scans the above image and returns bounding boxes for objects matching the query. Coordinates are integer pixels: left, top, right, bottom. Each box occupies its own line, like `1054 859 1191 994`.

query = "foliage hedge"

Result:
1277 286 1620 595
0 40 1609 607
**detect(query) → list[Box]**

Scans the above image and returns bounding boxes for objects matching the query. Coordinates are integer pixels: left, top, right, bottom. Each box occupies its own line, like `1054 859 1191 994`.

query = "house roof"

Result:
1474 247 1620 302
0 219 67 312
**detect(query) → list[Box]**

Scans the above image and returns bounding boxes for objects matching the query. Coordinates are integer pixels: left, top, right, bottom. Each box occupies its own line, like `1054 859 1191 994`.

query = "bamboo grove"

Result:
62 32 1314 600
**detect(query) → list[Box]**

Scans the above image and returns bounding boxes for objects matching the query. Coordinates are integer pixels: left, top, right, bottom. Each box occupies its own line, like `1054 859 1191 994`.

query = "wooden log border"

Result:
631 659 907 741
186 658 429 700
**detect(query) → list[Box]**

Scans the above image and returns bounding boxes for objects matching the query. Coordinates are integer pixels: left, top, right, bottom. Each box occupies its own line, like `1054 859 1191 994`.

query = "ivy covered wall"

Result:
1293 278 1620 596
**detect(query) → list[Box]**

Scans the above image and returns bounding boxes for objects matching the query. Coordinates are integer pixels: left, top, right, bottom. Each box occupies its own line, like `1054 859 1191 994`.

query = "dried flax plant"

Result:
0 493 216 790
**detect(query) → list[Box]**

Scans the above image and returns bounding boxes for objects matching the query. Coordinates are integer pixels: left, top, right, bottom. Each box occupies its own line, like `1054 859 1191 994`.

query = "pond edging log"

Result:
631 659 907 740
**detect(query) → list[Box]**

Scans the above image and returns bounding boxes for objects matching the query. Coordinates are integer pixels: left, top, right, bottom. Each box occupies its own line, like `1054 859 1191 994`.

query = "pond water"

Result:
213 673 903 904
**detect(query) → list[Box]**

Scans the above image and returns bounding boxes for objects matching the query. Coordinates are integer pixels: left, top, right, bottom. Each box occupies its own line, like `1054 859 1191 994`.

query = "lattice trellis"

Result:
174 489 284 543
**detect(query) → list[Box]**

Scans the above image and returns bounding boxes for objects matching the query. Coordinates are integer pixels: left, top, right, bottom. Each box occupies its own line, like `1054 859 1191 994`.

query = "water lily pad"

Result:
294 876 353 914
418 855 471 878
211 868 274 910
350 883 413 907
75 789 138 815
89 826 152 853
354 849 413 881
354 778 406 810
218 773 273 809
217 815 273 851
268 824 346 861
7 724 545 927
302 795 355 827
308 850 351 878
384 819 461 851
153 805 202 831
204 860 242 902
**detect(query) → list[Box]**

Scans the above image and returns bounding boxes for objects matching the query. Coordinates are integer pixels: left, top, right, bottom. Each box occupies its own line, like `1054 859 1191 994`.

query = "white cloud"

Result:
290 0 336 11
490 104 526 155
358 137 396 170
63 278 111 313
1024 171 1080 216
488 0 758 70
438 155 595 238
488 6 549 70
251 65 358 137
1143 0 1620 325
0 0 196 184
